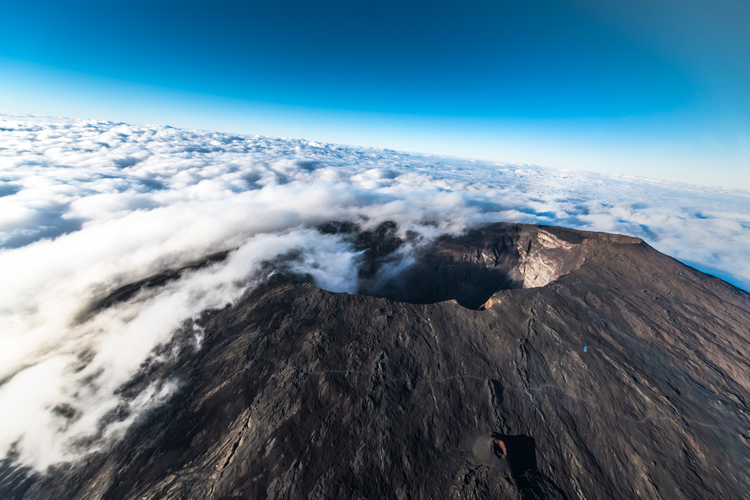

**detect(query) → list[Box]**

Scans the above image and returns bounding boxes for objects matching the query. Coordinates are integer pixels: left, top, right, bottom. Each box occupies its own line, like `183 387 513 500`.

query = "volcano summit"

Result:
2 223 750 500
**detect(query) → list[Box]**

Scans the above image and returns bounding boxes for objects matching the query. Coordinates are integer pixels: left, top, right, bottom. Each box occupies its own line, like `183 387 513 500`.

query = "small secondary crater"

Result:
491 433 537 478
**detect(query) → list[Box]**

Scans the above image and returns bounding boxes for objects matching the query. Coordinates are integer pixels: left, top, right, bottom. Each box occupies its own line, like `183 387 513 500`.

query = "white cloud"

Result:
1 113 749 470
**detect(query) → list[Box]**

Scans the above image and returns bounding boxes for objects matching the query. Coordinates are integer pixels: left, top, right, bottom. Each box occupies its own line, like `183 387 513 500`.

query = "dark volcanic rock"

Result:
3 223 750 499
75 250 231 323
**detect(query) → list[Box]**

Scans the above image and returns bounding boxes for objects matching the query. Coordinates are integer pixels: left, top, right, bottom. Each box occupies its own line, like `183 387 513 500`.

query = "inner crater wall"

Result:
353 223 616 309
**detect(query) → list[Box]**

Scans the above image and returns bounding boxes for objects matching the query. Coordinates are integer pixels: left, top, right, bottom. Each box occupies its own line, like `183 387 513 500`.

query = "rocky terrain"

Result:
2 223 750 499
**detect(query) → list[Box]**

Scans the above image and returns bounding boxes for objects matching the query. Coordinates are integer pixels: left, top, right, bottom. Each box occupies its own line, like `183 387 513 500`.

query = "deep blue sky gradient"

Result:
1 0 748 186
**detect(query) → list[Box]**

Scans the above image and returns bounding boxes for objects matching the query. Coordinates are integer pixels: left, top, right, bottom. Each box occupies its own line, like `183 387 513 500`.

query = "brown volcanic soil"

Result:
3 223 750 499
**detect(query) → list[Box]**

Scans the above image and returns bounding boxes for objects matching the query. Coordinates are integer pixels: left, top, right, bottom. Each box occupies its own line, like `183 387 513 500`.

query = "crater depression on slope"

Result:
264 221 637 309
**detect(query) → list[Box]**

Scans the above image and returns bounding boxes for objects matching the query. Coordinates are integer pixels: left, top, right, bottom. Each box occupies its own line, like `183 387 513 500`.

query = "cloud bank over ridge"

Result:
1 114 749 470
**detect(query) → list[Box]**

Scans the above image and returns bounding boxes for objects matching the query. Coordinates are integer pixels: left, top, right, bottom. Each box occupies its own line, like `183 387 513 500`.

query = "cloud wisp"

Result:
1 114 749 470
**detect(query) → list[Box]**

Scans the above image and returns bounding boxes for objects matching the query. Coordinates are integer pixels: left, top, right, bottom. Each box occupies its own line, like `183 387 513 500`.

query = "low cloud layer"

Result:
1 114 749 470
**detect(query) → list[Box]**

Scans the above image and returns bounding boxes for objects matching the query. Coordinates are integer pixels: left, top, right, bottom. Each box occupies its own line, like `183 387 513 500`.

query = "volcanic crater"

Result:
315 221 618 309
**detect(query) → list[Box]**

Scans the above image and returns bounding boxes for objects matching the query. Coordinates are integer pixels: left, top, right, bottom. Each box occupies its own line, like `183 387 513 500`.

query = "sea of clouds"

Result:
1 113 749 471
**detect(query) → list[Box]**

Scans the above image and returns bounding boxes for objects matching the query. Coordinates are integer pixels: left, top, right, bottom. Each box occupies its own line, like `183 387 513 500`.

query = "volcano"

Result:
3 223 750 499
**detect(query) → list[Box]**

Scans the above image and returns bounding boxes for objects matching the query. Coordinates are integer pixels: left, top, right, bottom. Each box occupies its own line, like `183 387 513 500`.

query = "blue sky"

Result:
1 0 748 187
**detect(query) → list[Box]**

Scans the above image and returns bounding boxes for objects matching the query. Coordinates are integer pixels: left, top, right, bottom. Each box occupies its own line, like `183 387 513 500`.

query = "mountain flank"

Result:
2 223 750 499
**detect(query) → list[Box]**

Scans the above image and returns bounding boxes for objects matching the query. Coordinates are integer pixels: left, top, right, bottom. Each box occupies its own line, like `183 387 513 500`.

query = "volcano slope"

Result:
4 223 750 500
